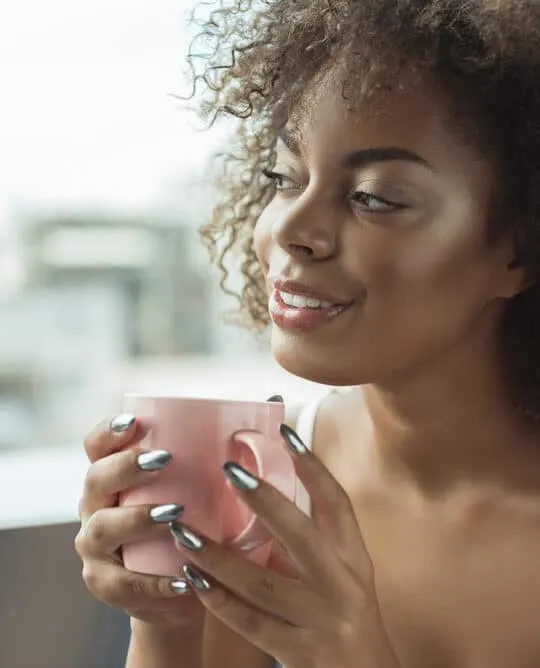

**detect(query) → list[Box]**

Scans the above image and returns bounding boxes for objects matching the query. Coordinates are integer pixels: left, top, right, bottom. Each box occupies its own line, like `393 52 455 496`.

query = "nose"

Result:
272 189 339 261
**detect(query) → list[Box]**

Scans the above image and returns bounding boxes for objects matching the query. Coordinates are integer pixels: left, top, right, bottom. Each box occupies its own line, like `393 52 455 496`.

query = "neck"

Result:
362 317 540 493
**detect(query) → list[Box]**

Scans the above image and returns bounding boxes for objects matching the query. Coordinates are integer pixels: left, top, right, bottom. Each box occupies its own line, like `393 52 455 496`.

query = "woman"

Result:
76 1 540 666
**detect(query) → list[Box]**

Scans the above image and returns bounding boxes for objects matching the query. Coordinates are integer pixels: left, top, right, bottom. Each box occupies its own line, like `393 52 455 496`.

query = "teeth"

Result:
279 291 333 309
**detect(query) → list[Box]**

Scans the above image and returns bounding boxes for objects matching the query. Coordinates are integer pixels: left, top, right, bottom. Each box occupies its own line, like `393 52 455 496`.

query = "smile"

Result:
269 289 353 333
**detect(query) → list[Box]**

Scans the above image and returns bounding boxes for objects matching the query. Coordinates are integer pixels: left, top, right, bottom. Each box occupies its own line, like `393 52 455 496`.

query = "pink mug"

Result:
119 394 297 576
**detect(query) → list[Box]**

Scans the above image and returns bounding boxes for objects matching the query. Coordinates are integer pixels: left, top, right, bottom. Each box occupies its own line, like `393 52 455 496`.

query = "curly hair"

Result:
188 0 540 417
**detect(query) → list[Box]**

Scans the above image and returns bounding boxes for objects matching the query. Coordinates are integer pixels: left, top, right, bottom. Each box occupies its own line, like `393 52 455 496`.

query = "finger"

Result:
79 446 173 520
222 461 340 582
169 523 324 628
81 558 190 607
182 564 298 660
267 540 300 579
84 414 150 464
280 424 369 571
76 504 184 559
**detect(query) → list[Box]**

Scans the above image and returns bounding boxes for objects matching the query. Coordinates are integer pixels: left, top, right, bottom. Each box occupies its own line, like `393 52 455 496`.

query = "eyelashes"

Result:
351 191 407 213
262 167 407 213
262 168 297 191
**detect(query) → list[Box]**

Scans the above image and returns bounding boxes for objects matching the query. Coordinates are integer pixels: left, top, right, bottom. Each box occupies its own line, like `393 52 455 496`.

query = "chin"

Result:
271 335 364 387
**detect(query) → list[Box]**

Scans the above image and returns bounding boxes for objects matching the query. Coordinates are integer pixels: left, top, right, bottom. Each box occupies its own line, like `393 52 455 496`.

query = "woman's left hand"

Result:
169 424 401 668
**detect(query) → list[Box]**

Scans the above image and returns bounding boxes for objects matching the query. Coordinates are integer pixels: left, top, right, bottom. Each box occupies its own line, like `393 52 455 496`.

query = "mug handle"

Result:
224 429 297 558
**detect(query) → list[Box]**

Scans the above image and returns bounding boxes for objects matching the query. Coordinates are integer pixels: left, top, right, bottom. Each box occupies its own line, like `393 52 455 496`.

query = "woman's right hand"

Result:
75 414 204 630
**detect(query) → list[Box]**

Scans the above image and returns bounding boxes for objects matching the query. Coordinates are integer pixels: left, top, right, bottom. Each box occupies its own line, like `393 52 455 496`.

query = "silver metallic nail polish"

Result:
137 450 172 471
150 504 184 523
280 423 309 455
223 462 260 491
110 414 136 433
169 521 205 551
267 394 284 403
183 565 211 591
170 578 190 595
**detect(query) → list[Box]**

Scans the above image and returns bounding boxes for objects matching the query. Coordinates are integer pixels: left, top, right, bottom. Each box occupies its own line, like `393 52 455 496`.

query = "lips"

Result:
268 278 354 333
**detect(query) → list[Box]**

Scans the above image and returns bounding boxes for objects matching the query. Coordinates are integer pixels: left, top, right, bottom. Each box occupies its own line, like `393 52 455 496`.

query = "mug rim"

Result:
124 393 283 407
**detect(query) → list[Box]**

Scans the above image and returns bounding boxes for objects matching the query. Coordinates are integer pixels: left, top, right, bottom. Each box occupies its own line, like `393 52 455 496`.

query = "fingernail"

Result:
183 564 211 591
169 521 205 551
170 578 190 595
280 423 309 456
137 450 172 471
150 504 184 523
267 395 284 403
110 414 136 433
223 462 260 491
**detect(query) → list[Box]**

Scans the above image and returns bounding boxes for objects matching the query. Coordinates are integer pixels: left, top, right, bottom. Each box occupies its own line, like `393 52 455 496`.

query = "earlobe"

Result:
491 236 532 299
495 259 530 299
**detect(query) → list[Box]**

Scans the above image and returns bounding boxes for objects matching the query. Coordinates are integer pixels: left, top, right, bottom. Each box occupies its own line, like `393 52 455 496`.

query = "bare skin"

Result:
313 389 540 668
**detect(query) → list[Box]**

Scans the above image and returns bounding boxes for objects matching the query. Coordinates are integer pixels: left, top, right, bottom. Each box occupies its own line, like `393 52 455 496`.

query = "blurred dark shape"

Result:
0 522 130 668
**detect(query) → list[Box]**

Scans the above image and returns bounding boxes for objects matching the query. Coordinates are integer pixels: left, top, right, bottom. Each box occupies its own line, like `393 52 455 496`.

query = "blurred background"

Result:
0 4 328 665
0 0 328 534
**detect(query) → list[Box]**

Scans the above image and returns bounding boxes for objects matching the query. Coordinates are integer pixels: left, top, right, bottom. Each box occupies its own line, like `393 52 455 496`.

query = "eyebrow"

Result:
278 128 434 172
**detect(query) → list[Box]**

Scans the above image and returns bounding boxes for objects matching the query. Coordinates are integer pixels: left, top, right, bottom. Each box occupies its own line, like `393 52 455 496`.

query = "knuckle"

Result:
83 564 126 607
121 573 166 601
84 510 109 548
74 527 88 557
335 615 357 642
237 608 264 636
247 573 275 606
81 562 103 597
125 575 148 599
83 465 103 498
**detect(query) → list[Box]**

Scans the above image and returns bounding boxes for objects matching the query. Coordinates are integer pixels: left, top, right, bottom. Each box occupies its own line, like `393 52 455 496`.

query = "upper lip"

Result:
271 279 354 305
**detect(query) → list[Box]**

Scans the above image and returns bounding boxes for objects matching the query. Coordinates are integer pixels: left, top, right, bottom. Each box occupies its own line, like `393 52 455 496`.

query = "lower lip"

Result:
269 290 352 333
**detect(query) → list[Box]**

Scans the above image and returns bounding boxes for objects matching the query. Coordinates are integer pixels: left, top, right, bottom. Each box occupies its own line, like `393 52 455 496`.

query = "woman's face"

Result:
254 74 521 386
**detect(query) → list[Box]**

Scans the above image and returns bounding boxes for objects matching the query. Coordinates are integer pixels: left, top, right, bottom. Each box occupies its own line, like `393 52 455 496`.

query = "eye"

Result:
262 168 299 192
351 190 409 213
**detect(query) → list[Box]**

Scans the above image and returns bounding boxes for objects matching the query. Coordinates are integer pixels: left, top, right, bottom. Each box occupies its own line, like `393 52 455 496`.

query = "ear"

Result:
491 237 531 299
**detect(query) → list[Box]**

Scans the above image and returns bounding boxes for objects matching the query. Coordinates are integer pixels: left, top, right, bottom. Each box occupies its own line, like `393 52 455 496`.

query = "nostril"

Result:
288 243 314 257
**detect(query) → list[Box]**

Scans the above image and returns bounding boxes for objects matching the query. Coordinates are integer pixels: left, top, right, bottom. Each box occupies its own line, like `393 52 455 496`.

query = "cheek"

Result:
352 221 494 329
335 223 497 379
361 204 488 294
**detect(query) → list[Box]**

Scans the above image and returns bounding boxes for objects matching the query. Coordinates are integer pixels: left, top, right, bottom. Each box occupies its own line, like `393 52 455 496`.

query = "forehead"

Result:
289 69 437 147
283 69 490 176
